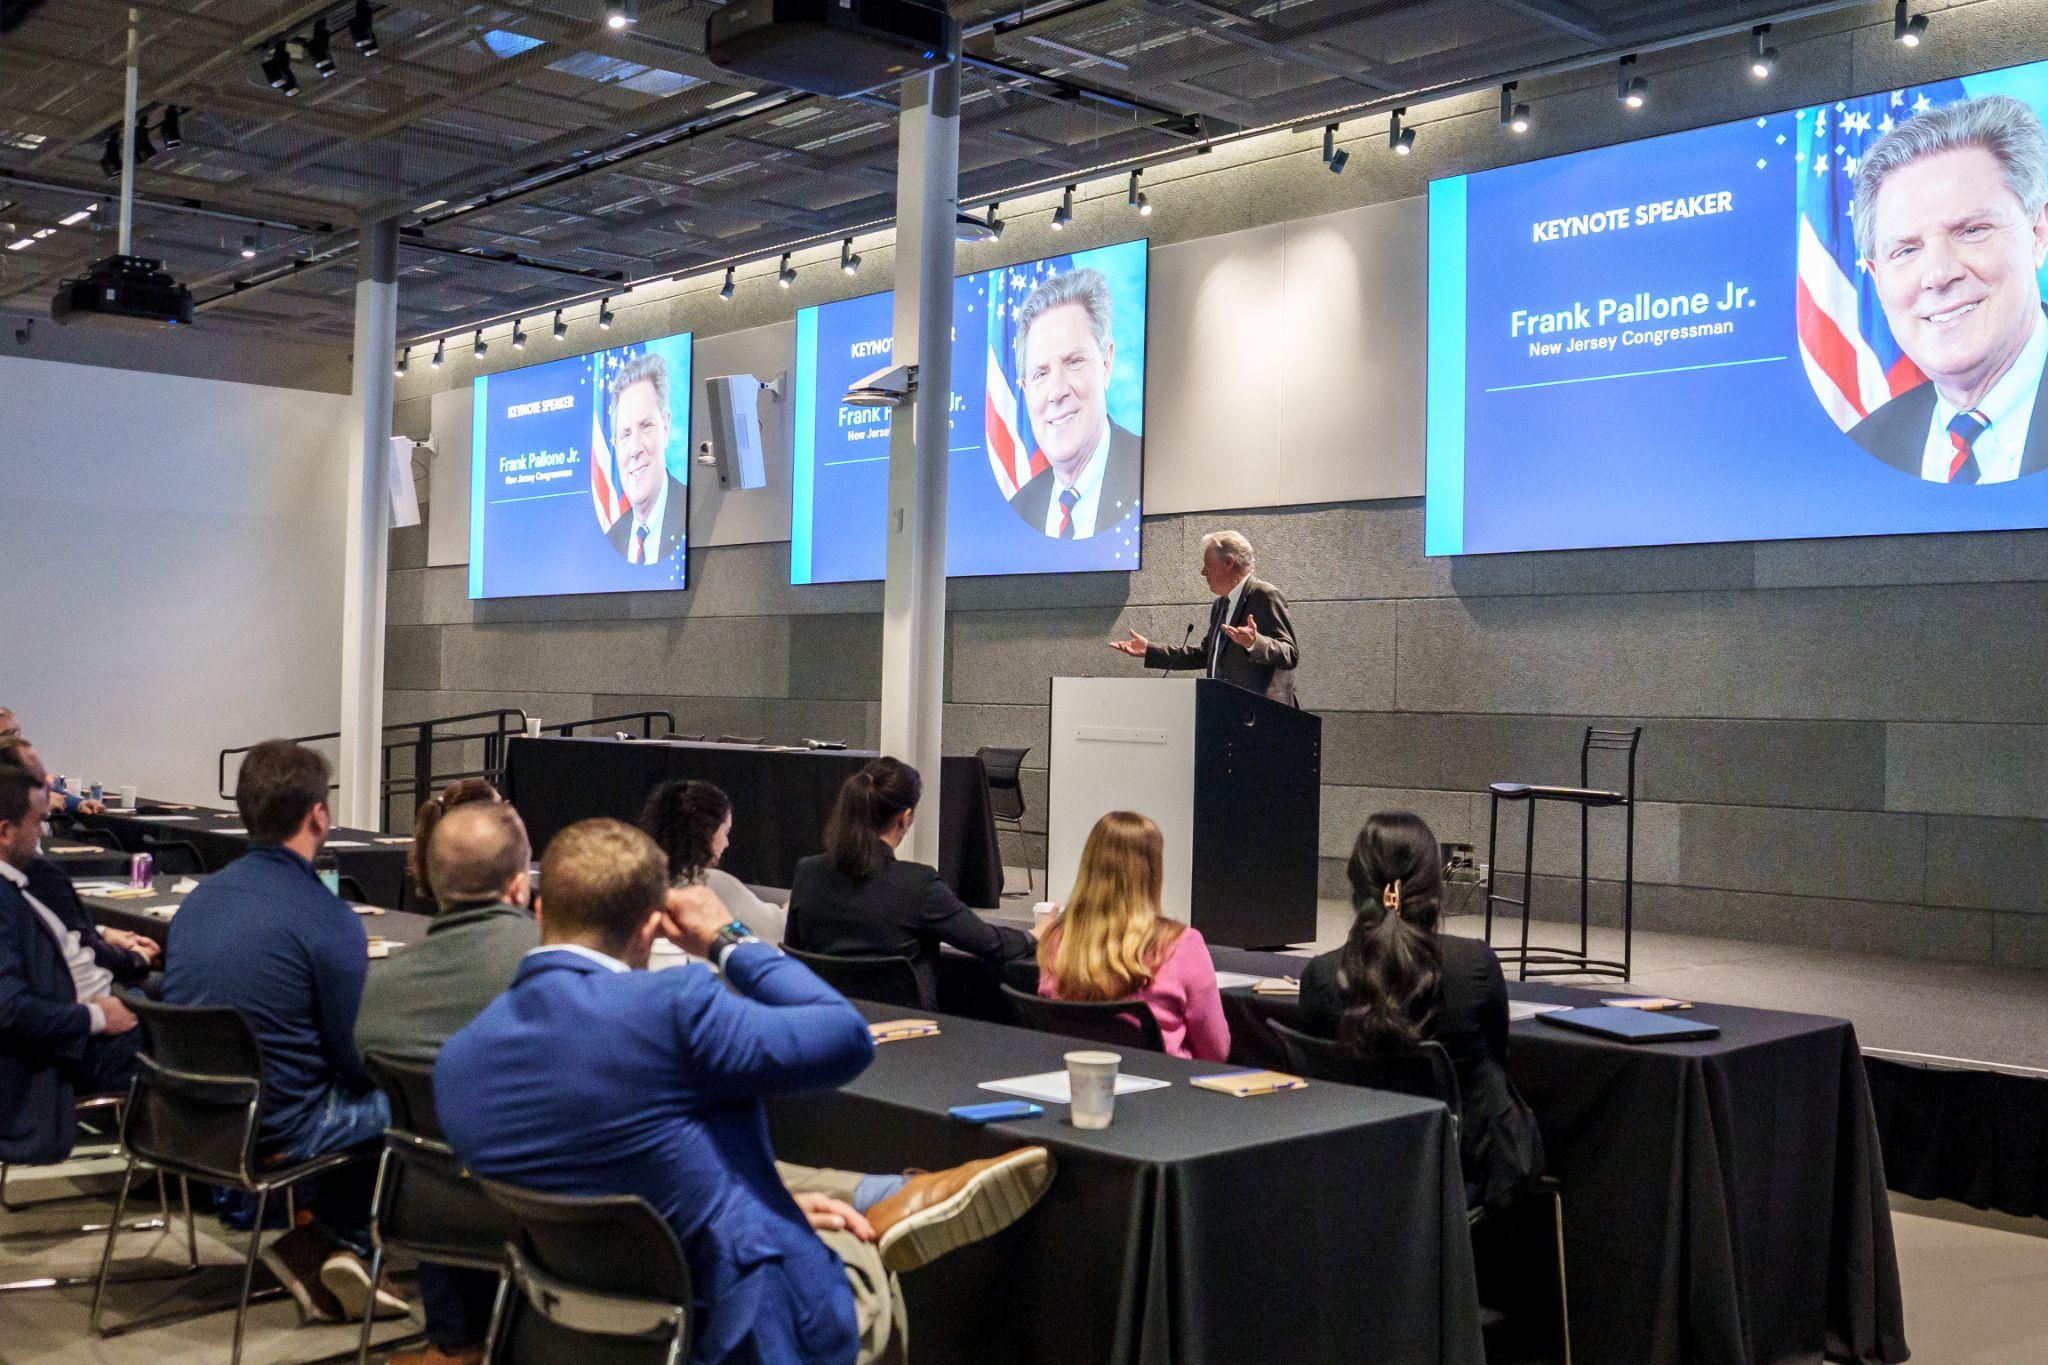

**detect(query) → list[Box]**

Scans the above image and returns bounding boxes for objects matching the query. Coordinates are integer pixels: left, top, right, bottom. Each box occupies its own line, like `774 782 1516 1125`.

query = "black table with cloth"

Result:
1204 946 1908 1365
765 1000 1485 1365
76 802 415 909
503 734 1005 907
75 874 435 949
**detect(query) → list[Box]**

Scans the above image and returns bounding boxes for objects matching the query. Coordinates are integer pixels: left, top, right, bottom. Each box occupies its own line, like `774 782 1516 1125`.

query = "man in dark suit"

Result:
1111 530 1301 706
604 351 689 564
1846 95 2048 482
0 747 141 1166
436 818 1053 1365
1007 266 1142 539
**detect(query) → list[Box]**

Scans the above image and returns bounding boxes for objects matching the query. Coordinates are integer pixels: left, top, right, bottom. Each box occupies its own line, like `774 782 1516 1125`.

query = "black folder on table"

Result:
1539 1005 1721 1043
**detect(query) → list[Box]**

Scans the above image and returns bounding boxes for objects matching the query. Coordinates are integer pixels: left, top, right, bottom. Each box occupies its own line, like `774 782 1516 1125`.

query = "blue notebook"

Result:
1539 1005 1720 1044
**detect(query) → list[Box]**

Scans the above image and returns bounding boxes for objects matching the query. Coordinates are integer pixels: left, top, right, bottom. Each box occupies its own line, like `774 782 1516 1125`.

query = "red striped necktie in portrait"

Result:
1946 408 1990 484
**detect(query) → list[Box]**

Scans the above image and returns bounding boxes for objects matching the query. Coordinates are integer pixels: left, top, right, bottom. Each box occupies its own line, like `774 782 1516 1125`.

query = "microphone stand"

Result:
1157 622 1195 678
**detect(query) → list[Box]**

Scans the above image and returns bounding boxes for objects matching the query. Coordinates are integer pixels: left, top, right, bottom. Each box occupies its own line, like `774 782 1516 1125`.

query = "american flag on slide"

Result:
1794 79 1965 430
589 346 635 530
984 253 1078 500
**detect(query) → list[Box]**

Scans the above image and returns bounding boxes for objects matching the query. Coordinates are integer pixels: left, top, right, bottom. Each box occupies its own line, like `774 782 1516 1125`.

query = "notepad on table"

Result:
74 881 126 894
1540 1006 1719 1043
1508 1000 1569 1022
980 1071 1171 1106
1601 996 1692 1011
98 887 156 900
141 815 198 822
47 844 100 854
1213 971 1265 990
1191 1069 1307 1098
870 1018 940 1044
1252 976 1300 995
171 877 200 893
326 839 369 848
373 836 413 845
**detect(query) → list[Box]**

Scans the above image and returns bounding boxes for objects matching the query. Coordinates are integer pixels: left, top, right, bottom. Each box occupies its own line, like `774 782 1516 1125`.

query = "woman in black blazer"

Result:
786 757 1036 1006
1299 811 1543 1209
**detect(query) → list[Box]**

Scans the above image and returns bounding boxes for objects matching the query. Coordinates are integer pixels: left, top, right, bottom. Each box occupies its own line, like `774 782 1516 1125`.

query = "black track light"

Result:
1389 108 1414 155
473 328 488 357
1618 55 1646 109
553 309 567 340
778 253 796 288
1322 124 1349 174
1893 1 1927 46
1126 169 1151 216
241 232 259 258
1500 83 1530 134
1051 184 1074 230
1749 26 1778 80
131 117 157 164
431 337 445 368
99 129 122 179
395 346 409 377
349 0 379 55
606 0 637 30
719 265 735 301
308 18 336 78
841 238 861 276
598 297 615 328
512 318 527 349
987 202 1005 239
159 104 183 149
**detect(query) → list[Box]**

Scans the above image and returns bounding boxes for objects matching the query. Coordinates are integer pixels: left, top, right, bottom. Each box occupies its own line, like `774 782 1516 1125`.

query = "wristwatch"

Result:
710 921 760 967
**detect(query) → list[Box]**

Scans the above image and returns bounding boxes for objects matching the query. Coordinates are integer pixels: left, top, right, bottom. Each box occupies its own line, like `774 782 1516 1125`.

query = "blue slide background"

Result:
791 239 1148 584
1427 57 2048 555
468 334 691 598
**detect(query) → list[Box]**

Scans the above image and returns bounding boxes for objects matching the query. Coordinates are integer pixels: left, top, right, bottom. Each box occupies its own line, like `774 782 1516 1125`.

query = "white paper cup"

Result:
524 717 543 738
1065 1050 1120 1130
1032 900 1058 929
119 785 139 809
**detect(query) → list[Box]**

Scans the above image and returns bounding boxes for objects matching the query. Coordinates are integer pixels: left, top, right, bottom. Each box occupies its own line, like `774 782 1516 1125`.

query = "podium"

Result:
1047 677 1321 949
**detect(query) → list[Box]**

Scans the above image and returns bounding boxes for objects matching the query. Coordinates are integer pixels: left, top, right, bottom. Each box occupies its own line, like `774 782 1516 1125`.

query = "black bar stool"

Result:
1484 726 1642 981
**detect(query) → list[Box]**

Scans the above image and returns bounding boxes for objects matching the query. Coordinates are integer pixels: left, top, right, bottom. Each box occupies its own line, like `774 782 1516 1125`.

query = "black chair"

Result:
140 835 209 877
974 747 1033 897
51 821 123 854
324 1051 516 1365
1000 983 1166 1053
0 1093 193 1295
336 874 371 904
479 1181 693 1365
784 945 930 1011
91 1000 369 1364
1269 1022 1573 1363
1485 725 1643 981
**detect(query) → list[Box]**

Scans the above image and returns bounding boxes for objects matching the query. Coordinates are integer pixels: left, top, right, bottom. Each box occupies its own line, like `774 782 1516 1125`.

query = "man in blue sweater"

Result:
162 739 405 1326
437 819 1053 1365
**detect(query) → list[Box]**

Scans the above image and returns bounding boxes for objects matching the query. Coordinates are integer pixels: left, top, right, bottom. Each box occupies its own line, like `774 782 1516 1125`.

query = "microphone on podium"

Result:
1158 622 1195 678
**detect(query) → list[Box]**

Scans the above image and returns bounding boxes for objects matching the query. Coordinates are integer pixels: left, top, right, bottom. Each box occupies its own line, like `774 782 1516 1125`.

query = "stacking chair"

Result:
479 1182 693 1365
1271 1022 1572 1363
0 1093 193 1294
974 746 1033 897
320 1051 516 1365
92 999 370 1364
1000 984 1166 1053
140 834 209 877
1484 725 1643 981
784 946 929 1010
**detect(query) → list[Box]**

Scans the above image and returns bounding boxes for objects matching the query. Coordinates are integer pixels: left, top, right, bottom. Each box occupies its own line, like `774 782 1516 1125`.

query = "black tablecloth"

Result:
76 804 414 909
766 1001 1484 1365
1209 948 1908 1365
77 874 434 948
504 736 1004 907
39 841 135 879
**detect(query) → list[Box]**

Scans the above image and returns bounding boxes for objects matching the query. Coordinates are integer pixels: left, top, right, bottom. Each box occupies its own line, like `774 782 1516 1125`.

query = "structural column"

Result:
338 218 399 829
878 62 960 866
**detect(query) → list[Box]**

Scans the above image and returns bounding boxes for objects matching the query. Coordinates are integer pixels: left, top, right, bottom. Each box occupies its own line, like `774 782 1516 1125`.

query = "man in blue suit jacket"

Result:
436 819 1053 1365
0 747 141 1164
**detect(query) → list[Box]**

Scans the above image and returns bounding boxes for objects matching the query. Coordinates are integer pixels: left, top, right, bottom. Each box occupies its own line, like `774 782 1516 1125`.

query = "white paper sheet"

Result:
140 815 198 822
1508 1000 1569 1021
326 839 369 848
1213 971 1265 990
979 1070 1171 1106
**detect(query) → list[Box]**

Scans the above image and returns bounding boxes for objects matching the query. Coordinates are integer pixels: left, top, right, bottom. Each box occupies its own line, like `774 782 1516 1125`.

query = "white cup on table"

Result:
524 717 544 739
1065 1050 1121 1130
1032 900 1058 932
119 785 139 810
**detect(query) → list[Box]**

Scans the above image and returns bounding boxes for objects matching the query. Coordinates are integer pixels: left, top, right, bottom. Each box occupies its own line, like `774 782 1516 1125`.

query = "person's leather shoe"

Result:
258 1223 344 1324
390 1347 484 1365
319 1249 411 1321
867 1147 1054 1273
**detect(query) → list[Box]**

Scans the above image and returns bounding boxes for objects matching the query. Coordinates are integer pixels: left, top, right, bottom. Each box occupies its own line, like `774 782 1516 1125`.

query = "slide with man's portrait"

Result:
1427 58 2048 556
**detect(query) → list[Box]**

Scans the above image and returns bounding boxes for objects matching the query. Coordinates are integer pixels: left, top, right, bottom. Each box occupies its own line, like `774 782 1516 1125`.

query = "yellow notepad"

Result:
869 1018 940 1044
1252 976 1300 995
374 836 413 845
1602 996 1692 1011
1191 1069 1307 1098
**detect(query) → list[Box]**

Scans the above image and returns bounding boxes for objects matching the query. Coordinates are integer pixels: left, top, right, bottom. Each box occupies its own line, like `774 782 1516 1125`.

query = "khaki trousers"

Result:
776 1162 909 1365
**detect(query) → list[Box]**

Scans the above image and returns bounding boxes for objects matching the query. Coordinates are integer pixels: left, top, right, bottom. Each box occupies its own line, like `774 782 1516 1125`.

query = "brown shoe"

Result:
258 1223 345 1324
867 1147 1054 1273
390 1348 485 1365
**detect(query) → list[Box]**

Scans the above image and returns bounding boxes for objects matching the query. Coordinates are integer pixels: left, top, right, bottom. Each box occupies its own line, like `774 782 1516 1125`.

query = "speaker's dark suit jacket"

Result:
606 473 689 563
1849 312 2048 479
1144 576 1301 707
0 873 96 1163
1009 420 1142 538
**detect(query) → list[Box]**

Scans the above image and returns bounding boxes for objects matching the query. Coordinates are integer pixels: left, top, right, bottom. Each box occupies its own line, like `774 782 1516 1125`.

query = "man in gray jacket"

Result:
354 800 538 1365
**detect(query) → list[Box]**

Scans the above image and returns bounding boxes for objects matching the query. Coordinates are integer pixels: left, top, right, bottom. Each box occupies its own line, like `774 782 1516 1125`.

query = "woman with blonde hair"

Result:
1036 811 1229 1061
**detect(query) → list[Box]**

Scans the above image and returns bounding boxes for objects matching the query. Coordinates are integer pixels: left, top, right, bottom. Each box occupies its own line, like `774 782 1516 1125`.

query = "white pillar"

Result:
339 219 398 829
878 62 960 867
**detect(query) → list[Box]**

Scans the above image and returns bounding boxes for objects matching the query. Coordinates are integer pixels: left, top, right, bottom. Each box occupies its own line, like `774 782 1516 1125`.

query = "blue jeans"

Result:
418 1262 499 1350
217 1085 392 1256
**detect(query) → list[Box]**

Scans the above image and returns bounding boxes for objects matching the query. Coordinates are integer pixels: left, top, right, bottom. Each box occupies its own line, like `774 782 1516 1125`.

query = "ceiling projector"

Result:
707 0 959 98
51 254 194 329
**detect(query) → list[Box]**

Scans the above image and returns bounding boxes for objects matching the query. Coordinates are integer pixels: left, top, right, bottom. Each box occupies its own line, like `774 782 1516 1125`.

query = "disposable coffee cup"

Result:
1032 900 1058 929
1065 1050 1121 1130
524 717 543 738
119 785 139 810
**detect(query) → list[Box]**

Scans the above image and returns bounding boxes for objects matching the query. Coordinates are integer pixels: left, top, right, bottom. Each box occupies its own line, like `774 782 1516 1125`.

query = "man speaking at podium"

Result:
1109 530 1300 706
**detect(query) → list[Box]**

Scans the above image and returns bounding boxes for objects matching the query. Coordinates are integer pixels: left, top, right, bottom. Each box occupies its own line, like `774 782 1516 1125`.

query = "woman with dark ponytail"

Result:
1300 811 1542 1208
787 757 1037 1004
